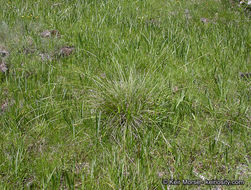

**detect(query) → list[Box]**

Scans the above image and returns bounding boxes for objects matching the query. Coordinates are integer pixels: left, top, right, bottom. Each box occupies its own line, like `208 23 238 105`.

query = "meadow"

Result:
0 0 250 189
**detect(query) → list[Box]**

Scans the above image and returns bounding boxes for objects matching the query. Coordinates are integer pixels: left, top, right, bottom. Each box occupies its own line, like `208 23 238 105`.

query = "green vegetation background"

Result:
0 0 250 189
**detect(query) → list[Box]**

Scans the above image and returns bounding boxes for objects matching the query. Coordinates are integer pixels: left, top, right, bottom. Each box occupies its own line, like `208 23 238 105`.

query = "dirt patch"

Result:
59 46 75 57
39 53 53 62
240 72 251 79
40 29 60 38
0 46 9 58
0 61 8 73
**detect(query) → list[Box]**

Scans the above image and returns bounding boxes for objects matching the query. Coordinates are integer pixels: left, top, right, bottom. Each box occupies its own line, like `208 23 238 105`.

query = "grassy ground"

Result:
0 0 250 189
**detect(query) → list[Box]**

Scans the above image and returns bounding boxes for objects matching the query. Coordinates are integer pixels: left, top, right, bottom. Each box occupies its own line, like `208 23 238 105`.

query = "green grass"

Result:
0 0 250 189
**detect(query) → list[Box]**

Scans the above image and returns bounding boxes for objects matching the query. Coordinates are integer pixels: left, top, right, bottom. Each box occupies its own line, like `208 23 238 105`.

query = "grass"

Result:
0 0 250 189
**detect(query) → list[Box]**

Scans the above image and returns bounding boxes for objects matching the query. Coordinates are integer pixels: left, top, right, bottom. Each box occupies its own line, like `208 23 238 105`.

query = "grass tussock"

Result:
88 66 169 130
